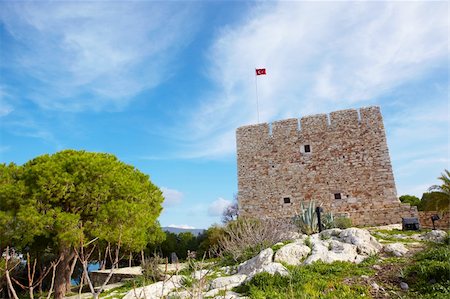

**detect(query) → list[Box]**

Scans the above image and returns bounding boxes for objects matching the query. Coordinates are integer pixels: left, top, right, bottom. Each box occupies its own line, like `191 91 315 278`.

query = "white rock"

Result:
400 281 409 290
320 228 342 239
213 291 249 299
192 269 210 280
220 266 238 275
383 243 409 257
210 274 247 290
371 282 380 292
420 230 447 243
237 248 273 275
274 243 311 266
339 228 382 255
260 263 289 276
304 236 364 264
123 275 183 299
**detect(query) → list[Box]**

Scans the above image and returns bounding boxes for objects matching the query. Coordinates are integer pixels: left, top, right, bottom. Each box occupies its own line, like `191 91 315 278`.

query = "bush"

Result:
333 216 352 229
141 256 166 282
218 217 291 263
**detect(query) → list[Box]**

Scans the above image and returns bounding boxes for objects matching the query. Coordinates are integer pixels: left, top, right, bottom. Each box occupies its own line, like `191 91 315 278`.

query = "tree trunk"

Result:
54 248 74 299
66 256 77 292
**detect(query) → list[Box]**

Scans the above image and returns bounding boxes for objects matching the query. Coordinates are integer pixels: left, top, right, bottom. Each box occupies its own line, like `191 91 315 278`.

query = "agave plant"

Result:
293 201 318 235
293 201 335 234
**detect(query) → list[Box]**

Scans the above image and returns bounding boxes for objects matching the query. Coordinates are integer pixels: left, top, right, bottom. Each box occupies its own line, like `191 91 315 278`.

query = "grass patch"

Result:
234 260 375 299
403 242 450 298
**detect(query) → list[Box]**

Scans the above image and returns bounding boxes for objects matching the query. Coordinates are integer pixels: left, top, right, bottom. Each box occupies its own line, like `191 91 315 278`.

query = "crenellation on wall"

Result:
236 106 416 226
329 109 359 129
271 118 299 139
300 114 328 134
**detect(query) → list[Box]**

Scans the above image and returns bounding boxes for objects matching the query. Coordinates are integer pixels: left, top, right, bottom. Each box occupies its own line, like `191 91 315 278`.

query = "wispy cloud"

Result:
161 187 184 207
0 1 198 111
208 197 231 216
173 1 447 159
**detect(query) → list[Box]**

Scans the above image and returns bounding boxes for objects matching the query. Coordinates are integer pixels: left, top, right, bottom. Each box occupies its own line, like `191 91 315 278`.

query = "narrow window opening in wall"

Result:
334 193 342 200
283 197 291 204
269 123 273 136
304 144 311 153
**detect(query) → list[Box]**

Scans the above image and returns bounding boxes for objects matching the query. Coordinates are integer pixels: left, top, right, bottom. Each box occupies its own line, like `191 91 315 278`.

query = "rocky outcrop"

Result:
383 243 409 257
209 274 247 290
237 248 273 275
418 230 448 243
237 248 289 278
304 228 382 265
339 228 382 255
123 275 183 299
274 243 311 266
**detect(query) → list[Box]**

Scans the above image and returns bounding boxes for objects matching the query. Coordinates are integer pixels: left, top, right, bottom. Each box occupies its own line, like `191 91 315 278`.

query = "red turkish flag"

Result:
255 68 266 75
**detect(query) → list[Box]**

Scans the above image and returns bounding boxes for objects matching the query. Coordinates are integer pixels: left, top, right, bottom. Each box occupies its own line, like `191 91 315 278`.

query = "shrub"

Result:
141 256 166 282
218 217 291 263
333 216 352 229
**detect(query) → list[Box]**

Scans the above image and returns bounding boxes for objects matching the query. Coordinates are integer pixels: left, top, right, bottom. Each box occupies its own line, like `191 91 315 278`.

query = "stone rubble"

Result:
123 227 414 299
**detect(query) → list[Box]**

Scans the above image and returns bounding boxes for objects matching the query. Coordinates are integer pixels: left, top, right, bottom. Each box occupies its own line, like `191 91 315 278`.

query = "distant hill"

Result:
162 227 205 236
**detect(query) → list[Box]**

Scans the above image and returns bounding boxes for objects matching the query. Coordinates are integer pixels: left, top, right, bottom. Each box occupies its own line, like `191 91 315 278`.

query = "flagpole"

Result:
255 69 260 124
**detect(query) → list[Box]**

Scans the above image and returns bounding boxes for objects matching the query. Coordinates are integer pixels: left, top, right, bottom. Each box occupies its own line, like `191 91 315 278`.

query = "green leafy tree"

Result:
429 169 450 196
1 150 164 298
420 192 449 212
399 195 421 207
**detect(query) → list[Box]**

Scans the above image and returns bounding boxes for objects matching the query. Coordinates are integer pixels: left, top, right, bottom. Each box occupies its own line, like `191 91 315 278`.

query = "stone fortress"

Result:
236 106 418 226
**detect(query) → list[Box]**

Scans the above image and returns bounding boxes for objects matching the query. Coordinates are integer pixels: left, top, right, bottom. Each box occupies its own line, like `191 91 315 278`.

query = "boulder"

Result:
260 262 289 276
209 274 247 290
304 235 364 264
237 248 273 275
319 228 342 239
274 243 311 266
220 265 238 275
383 243 409 257
339 228 382 255
123 275 183 299
420 230 447 243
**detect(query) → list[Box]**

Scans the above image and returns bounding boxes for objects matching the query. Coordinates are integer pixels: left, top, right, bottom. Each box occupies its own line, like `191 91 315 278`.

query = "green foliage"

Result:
197 225 225 258
333 216 352 229
405 243 450 296
1 150 165 296
234 261 373 299
429 169 450 196
293 201 318 235
420 192 449 212
399 195 421 207
3 150 164 251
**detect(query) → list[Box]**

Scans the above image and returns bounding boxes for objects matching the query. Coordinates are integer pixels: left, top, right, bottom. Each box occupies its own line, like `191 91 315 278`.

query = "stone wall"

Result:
236 106 418 226
418 211 450 230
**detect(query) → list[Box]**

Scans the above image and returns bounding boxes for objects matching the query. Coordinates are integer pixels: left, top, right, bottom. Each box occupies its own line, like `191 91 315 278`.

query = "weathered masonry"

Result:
236 106 417 226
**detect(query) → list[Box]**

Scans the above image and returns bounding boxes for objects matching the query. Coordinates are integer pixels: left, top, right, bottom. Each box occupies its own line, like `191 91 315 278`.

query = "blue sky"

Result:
0 1 448 229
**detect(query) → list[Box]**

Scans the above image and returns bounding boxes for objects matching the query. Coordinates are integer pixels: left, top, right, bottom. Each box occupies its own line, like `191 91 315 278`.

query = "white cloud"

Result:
208 197 232 216
174 1 447 159
161 187 184 207
167 224 195 229
0 1 198 111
